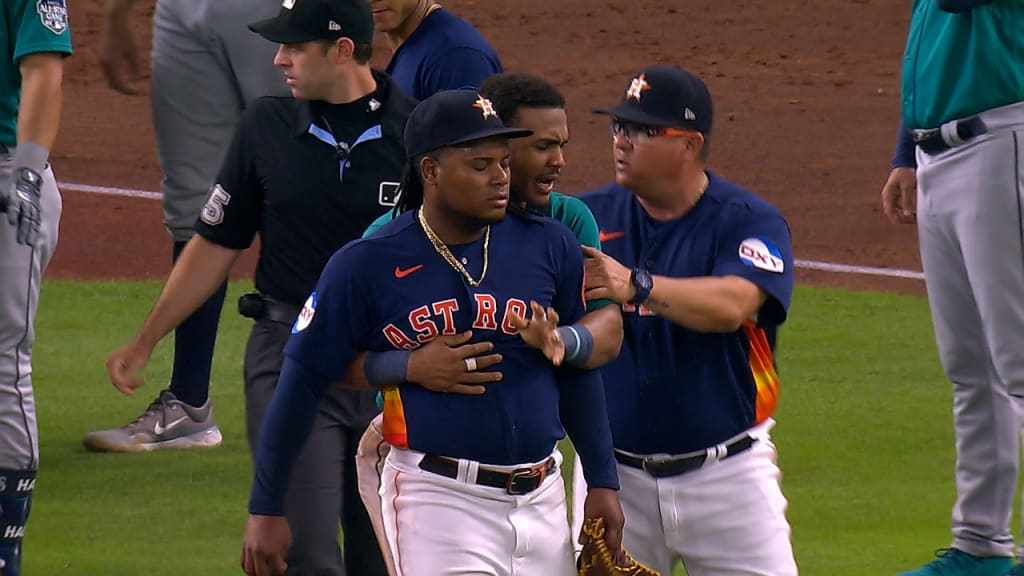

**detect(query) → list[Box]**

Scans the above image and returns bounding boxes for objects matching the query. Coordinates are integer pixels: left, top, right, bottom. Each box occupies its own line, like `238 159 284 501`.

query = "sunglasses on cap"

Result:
610 120 698 142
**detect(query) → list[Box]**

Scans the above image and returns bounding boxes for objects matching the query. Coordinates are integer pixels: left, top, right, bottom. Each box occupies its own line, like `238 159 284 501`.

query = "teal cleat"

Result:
896 549 1013 576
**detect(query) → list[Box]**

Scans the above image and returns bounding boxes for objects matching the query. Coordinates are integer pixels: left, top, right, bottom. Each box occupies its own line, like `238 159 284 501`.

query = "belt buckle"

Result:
640 457 656 475
913 128 937 143
640 456 675 477
506 462 547 495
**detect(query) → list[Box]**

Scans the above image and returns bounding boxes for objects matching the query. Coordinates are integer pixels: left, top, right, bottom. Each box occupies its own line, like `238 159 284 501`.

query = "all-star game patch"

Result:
37 0 68 35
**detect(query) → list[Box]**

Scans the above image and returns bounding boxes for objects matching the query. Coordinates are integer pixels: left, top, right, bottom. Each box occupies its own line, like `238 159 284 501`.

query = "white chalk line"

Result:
61 181 162 200
794 259 924 281
59 180 926 281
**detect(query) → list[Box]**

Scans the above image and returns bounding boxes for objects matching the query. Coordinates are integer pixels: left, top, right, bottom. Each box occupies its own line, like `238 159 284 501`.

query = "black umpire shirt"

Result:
195 70 415 307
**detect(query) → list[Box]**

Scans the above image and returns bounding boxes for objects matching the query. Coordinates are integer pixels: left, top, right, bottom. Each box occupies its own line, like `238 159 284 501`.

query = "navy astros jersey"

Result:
248 89 619 516
580 171 795 455
286 210 602 466
386 7 502 101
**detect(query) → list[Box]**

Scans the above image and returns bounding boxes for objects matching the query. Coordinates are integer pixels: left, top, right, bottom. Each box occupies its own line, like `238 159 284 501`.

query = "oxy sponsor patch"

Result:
37 0 68 34
292 292 317 333
739 237 784 273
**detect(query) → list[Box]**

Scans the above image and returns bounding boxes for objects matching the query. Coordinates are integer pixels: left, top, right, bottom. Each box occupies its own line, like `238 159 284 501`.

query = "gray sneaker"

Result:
82 389 223 453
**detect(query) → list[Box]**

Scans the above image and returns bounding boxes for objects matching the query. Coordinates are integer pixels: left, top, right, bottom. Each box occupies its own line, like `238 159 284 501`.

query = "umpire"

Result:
104 0 413 574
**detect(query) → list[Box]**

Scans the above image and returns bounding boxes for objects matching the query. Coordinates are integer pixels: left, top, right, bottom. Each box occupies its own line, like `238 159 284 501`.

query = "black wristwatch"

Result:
629 268 653 305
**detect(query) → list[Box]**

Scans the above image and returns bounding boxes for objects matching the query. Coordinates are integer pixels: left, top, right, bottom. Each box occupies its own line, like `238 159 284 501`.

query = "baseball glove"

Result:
576 517 660 576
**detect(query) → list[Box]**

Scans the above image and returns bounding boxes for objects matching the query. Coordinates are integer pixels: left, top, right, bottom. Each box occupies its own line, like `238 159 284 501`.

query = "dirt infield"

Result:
49 0 923 295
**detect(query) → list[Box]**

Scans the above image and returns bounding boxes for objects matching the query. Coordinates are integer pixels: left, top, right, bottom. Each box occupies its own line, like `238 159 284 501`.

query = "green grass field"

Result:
24 280 996 575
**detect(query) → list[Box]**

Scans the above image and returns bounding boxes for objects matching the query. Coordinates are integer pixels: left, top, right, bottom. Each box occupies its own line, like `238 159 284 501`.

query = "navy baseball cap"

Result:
404 90 533 158
249 0 374 45
595 65 713 135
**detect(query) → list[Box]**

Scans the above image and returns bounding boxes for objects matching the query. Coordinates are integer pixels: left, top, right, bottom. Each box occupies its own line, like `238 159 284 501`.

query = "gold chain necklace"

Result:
417 207 490 287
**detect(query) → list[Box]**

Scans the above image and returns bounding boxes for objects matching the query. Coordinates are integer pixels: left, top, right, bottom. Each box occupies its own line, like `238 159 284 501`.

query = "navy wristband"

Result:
557 324 594 367
892 121 917 169
364 350 410 388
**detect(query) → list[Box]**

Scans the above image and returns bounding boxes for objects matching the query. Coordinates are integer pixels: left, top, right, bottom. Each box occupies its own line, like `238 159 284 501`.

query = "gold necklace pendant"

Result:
417 207 490 287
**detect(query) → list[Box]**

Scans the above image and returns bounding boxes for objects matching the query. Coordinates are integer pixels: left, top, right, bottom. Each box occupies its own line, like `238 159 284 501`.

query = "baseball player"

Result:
881 2 1024 575
370 0 502 101
83 0 288 452
572 65 798 575
354 73 624 573
241 89 625 576
364 72 623 365
105 1 412 573
0 1 72 574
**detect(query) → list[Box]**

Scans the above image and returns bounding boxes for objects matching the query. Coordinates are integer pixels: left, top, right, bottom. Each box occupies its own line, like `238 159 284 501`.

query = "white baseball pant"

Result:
356 413 398 576
381 447 576 576
571 419 798 576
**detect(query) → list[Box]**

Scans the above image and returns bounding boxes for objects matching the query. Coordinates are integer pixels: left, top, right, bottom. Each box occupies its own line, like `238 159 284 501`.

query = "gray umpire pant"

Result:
915 101 1024 558
0 146 61 472
151 0 286 241
244 314 387 576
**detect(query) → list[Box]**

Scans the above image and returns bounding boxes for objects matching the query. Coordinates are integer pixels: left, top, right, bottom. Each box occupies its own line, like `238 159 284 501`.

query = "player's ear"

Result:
333 37 355 62
682 133 704 161
420 155 440 186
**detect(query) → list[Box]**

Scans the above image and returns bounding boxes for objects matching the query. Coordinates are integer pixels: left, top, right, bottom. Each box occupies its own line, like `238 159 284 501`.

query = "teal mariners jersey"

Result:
365 191 613 311
901 0 1024 129
1 0 72 146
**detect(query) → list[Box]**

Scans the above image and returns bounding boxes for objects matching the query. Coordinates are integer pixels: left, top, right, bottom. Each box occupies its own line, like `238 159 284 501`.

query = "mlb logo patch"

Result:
378 181 401 207
739 237 785 273
292 292 317 334
36 0 68 35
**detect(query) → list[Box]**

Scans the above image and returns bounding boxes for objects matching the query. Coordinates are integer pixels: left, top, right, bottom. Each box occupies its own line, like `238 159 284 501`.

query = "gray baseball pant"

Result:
0 145 61 472
915 100 1024 558
149 0 287 406
0 145 61 574
151 0 286 241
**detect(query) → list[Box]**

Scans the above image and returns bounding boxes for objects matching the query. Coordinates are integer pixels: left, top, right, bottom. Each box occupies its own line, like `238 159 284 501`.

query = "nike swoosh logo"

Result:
394 264 424 278
599 230 625 242
153 416 188 436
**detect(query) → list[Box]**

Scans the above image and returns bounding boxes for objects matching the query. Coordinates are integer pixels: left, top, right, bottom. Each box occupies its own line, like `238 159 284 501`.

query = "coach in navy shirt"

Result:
572 65 799 576
370 0 502 100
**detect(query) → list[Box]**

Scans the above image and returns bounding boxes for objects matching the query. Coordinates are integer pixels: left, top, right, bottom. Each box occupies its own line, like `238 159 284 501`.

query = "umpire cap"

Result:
595 65 713 135
404 90 533 158
249 0 374 45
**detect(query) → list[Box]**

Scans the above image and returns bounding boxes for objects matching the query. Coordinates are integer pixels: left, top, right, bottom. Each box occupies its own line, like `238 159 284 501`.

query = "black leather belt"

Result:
237 293 301 325
418 454 556 495
615 436 756 478
913 116 987 155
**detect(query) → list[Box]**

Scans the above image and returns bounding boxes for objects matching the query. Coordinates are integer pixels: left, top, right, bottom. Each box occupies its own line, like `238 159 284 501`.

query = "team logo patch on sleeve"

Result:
292 292 317 334
36 0 68 34
739 237 785 273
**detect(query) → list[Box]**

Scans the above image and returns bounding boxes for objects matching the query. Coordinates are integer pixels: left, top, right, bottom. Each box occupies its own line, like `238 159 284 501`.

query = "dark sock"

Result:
168 239 227 407
0 469 34 576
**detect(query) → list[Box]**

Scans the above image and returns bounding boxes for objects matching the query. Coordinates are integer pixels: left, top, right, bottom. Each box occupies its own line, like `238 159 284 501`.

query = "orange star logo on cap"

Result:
474 95 497 119
626 74 651 101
